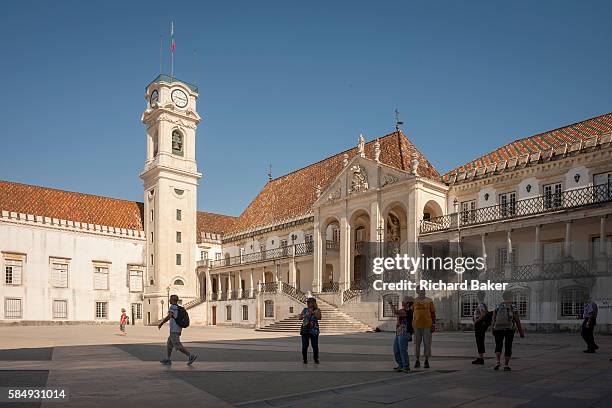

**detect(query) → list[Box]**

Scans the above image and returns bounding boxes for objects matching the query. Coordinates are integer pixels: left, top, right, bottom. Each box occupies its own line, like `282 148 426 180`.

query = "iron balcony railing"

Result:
420 183 612 234
321 282 339 292
485 258 606 282
210 242 314 269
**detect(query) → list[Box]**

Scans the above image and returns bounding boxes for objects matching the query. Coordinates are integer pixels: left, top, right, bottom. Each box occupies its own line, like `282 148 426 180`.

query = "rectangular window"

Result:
176 254 182 266
95 301 108 319
215 252 221 261
94 266 109 290
4 298 22 319
200 251 208 261
131 303 143 320
305 233 313 243
594 171 612 201
51 262 68 288
561 288 587 318
333 228 340 242
150 210 153 222
497 247 516 268
150 254 154 266
5 259 23 285
150 232 153 243
460 200 476 223
461 294 478 318
382 294 399 317
499 192 516 217
52 299 68 319
226 305 232 321
242 305 249 321
176 209 182 221
264 300 274 318
129 270 143 292
176 231 182 243
544 183 562 209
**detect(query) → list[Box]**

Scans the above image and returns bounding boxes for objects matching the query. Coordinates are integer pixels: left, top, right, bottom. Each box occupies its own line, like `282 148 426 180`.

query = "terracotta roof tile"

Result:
443 112 612 181
226 131 439 234
197 211 237 240
0 180 144 230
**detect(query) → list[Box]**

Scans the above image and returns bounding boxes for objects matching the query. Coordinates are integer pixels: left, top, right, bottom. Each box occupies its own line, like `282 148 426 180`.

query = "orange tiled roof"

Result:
0 180 144 230
443 112 612 182
197 211 237 239
225 131 439 235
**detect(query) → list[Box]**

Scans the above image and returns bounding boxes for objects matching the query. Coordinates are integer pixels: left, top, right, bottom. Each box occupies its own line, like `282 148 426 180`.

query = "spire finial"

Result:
267 163 272 181
374 138 381 163
358 134 366 158
395 108 403 131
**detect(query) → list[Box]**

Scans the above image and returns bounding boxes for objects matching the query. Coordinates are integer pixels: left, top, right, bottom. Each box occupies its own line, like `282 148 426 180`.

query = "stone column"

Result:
205 269 212 301
339 215 351 291
217 274 222 299
238 271 243 298
598 216 608 271
534 225 541 276
480 233 487 279
312 211 323 293
564 221 572 259
505 229 513 279
227 273 232 299
289 258 297 288
249 269 254 298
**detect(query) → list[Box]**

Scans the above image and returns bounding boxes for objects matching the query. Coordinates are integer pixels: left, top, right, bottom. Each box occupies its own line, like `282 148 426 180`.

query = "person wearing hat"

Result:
388 296 414 372
299 297 322 364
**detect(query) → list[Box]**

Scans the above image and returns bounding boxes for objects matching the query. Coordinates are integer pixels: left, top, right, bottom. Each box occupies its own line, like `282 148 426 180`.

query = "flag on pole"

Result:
171 22 175 53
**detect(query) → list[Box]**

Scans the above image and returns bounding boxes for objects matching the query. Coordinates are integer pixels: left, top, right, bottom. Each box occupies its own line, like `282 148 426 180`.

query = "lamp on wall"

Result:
574 173 580 183
526 184 532 193
453 198 459 213
291 233 297 243
484 193 489 201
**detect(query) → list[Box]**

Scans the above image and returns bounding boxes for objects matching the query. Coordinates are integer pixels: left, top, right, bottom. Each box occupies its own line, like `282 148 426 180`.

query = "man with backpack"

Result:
472 290 490 365
158 294 198 366
492 290 524 371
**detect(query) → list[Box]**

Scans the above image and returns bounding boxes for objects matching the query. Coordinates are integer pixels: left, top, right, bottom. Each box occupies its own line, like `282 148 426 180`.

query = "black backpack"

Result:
482 311 493 330
174 305 190 328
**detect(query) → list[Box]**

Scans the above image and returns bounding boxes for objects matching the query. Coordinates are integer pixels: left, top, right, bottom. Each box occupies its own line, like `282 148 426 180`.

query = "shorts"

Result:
167 332 183 350
120 324 126 332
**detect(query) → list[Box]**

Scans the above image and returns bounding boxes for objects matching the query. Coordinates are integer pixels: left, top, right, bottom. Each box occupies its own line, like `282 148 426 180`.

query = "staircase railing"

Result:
279 282 308 303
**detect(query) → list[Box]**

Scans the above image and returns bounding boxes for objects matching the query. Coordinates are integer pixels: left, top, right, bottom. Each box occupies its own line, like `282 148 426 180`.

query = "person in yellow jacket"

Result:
412 287 436 368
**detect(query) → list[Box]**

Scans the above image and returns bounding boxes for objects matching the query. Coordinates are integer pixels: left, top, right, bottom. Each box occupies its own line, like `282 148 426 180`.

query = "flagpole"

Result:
171 21 174 80
159 35 163 75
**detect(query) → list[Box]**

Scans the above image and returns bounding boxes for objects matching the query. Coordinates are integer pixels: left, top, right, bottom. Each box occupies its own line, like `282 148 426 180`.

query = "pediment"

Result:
314 156 411 206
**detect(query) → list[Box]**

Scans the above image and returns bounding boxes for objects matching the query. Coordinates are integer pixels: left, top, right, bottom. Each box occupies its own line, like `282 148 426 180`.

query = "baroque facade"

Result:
1 76 611 332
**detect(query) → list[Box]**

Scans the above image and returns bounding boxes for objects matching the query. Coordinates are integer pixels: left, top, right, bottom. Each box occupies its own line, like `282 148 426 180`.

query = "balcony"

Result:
420 184 612 234
196 259 210 268
326 240 340 251
485 258 608 282
209 242 314 269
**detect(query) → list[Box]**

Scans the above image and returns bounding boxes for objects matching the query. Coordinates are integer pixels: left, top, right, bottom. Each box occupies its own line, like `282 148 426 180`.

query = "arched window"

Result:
225 305 232 321
153 131 159 157
382 294 399 317
264 300 274 318
461 293 478 318
242 305 249 321
512 290 529 318
560 287 588 318
171 130 184 156
173 278 184 286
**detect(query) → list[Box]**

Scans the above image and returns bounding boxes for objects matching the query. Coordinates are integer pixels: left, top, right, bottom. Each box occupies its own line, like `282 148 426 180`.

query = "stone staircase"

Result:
257 298 373 333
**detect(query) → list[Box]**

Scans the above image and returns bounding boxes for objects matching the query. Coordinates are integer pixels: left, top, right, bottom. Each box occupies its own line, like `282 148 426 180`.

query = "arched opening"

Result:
422 200 443 221
173 278 185 286
383 202 408 256
350 209 371 285
171 129 184 156
321 216 341 292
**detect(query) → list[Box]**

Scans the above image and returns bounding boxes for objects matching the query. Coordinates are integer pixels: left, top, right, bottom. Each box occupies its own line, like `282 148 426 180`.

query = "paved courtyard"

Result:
0 325 610 407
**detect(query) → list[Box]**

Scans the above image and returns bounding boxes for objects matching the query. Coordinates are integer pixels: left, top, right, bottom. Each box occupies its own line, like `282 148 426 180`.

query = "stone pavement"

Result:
0 325 611 407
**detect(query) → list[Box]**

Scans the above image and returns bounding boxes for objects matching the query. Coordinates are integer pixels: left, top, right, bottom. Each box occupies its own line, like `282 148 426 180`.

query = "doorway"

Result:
211 306 217 325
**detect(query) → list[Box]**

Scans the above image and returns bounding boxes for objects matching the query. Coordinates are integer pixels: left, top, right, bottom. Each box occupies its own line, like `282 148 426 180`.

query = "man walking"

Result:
581 296 598 353
412 287 436 368
158 294 198 365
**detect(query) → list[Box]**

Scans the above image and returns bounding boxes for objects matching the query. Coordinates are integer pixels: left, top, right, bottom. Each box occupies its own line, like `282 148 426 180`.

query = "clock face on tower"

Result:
171 89 188 108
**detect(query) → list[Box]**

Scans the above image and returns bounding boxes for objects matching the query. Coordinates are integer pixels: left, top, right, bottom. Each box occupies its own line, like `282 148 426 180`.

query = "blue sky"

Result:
1 1 611 216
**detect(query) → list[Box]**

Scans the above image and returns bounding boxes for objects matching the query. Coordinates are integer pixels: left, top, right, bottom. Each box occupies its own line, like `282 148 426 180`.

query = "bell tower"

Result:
140 75 202 323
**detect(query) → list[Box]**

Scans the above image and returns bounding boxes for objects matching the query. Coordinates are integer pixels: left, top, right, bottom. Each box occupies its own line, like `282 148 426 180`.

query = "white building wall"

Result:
0 222 145 322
